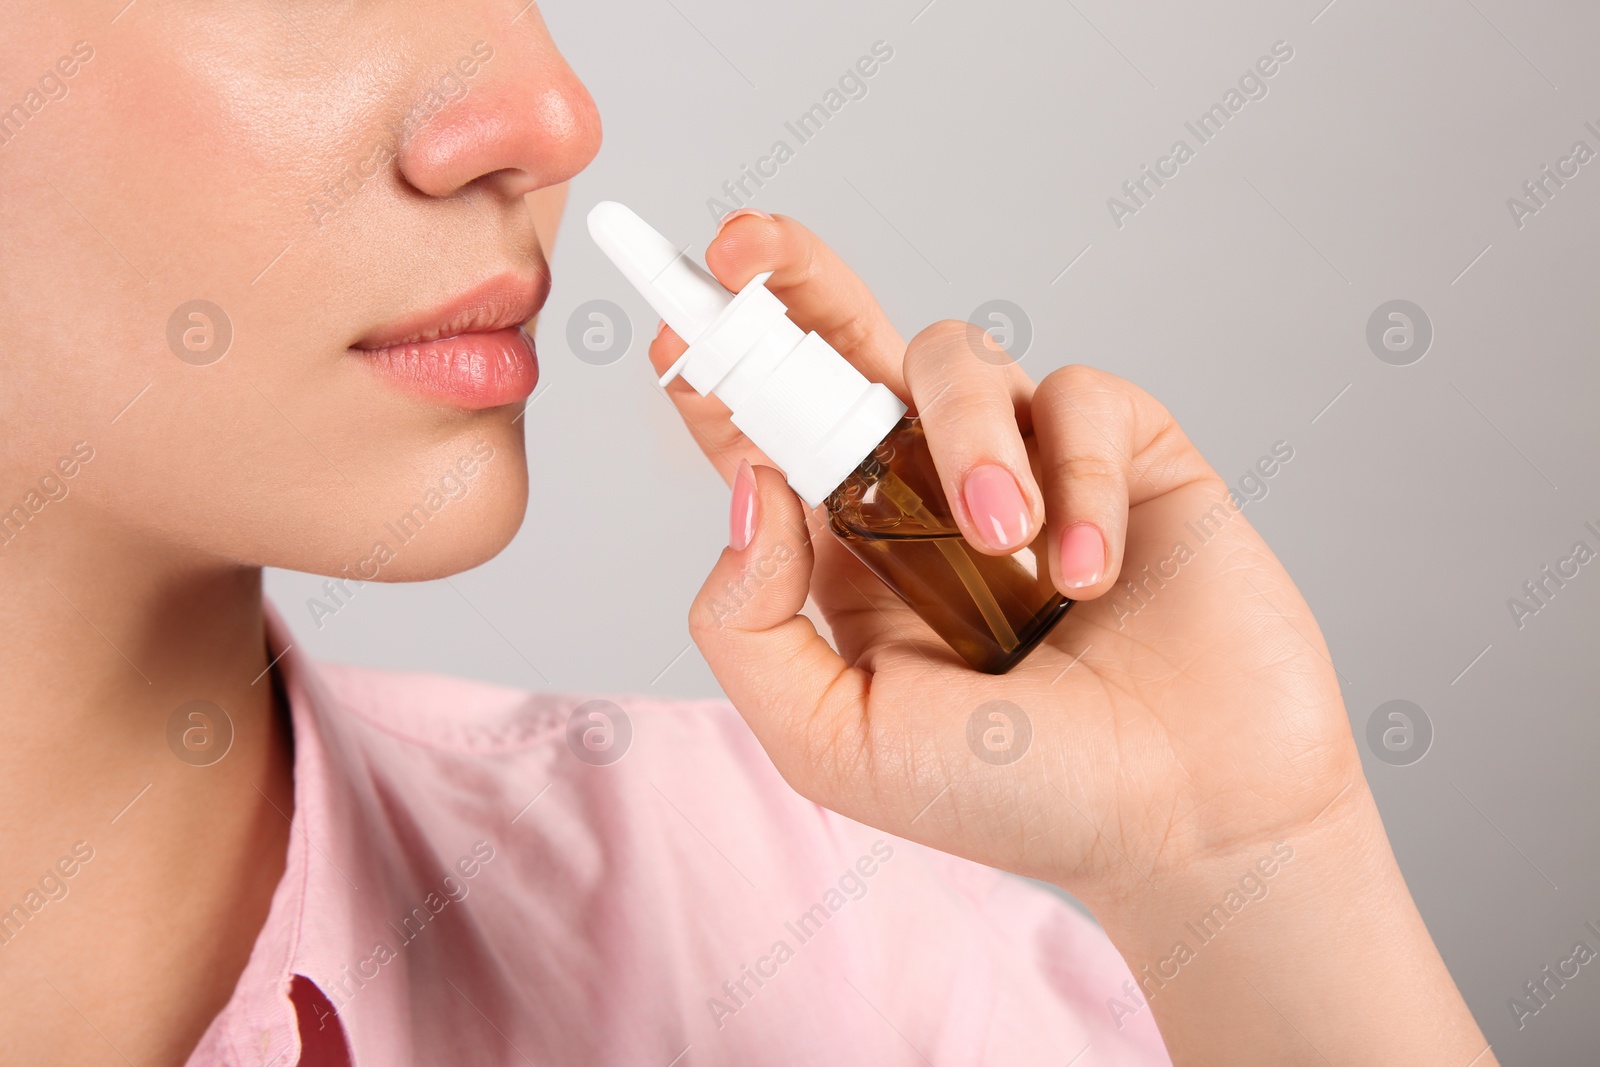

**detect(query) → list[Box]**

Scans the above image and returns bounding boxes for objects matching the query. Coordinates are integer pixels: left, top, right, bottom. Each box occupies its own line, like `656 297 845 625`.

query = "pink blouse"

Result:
186 603 1171 1065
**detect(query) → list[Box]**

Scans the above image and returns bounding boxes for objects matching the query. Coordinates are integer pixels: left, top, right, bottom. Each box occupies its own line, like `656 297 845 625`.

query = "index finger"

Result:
706 212 909 400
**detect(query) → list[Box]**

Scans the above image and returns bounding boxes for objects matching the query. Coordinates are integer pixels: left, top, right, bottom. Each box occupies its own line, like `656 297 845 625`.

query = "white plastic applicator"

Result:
585 200 730 343
587 201 906 507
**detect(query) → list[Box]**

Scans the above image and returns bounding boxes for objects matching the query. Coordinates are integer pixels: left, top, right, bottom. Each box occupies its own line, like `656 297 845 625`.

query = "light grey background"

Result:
267 1 1600 1060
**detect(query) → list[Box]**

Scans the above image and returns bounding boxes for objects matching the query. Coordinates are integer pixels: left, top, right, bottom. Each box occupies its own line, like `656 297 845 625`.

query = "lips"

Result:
352 273 547 411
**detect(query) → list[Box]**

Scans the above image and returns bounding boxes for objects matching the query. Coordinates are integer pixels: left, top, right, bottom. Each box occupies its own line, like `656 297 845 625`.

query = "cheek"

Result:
0 22 350 469
1 11 533 574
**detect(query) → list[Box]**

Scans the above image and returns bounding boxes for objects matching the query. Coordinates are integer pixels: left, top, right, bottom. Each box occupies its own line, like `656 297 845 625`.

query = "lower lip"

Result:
354 326 539 411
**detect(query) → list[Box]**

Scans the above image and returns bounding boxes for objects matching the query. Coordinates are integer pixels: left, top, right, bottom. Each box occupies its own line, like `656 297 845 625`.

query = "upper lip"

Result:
352 271 551 351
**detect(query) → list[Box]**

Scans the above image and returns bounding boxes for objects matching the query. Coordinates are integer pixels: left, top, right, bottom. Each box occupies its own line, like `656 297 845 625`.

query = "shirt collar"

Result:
188 599 396 1066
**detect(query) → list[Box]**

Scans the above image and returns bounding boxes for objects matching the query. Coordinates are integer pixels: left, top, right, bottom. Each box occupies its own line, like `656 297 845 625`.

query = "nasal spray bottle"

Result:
588 202 1071 673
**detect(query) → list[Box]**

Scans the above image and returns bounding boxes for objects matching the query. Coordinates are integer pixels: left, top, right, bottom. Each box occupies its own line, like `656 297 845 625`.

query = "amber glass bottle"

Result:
825 416 1072 673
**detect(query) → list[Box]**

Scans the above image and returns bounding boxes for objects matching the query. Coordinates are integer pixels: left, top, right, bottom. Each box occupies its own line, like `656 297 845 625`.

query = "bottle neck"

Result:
668 275 909 508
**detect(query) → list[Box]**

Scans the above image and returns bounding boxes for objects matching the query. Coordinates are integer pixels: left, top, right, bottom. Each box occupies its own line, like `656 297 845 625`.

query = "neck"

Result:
0 516 295 1063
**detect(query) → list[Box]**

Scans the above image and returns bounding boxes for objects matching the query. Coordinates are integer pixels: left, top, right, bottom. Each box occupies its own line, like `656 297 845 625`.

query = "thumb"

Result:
689 462 867 798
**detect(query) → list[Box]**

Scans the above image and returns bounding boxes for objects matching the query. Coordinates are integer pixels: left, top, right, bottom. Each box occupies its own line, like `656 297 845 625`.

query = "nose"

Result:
398 26 602 202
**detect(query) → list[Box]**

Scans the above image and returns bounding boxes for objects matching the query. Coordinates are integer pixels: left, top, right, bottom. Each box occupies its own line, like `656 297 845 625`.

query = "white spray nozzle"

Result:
586 201 730 348
587 200 907 506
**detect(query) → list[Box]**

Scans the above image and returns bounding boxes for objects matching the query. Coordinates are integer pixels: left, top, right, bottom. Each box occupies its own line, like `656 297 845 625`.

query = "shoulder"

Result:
296 660 898 914
298 659 795 838
310 658 751 757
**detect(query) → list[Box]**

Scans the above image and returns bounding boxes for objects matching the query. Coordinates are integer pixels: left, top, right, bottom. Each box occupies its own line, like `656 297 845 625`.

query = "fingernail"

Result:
729 460 757 551
1058 523 1106 589
654 318 667 340
962 464 1030 551
716 208 774 234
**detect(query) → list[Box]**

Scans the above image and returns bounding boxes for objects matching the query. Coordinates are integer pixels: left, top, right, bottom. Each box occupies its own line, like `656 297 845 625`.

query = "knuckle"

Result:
1049 450 1125 489
826 309 879 361
789 225 823 286
905 319 978 368
923 382 1001 425
917 318 977 344
687 595 720 643
647 328 683 365
904 321 1013 411
1039 363 1112 402
1036 364 1136 427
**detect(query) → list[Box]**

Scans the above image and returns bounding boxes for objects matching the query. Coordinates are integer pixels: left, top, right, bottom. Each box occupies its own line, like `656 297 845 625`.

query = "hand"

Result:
649 212 1495 1066
651 211 1358 907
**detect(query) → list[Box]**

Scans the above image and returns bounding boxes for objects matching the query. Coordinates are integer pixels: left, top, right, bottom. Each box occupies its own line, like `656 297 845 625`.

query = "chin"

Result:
277 447 532 585
370 457 530 582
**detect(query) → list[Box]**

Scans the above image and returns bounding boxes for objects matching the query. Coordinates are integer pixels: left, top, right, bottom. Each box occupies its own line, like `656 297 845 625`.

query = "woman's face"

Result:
0 2 600 580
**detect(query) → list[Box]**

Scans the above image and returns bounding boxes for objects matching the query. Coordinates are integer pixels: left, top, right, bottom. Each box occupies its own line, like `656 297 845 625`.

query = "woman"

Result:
0 3 1493 1064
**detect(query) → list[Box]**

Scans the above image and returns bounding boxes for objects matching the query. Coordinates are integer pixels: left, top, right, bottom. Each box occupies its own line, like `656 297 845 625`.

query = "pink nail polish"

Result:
962 464 1030 551
729 460 757 551
716 208 774 234
1058 523 1105 589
